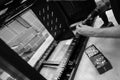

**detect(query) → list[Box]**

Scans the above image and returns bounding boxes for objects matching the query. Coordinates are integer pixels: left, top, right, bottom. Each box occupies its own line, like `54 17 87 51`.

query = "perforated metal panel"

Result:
31 0 69 40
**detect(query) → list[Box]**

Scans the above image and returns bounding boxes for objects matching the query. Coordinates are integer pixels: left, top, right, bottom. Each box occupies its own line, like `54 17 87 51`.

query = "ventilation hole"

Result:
51 20 53 24
43 16 45 21
54 32 56 36
39 10 41 16
55 18 58 22
47 14 49 19
51 27 53 31
43 8 45 13
59 24 62 28
47 5 49 11
55 25 57 30
47 22 49 26
51 11 53 17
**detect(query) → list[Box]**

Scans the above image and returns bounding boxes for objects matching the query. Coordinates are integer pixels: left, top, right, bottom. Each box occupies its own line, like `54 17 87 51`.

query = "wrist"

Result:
86 27 103 37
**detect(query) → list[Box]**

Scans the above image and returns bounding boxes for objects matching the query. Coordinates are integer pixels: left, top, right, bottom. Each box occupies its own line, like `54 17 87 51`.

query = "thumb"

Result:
70 23 77 27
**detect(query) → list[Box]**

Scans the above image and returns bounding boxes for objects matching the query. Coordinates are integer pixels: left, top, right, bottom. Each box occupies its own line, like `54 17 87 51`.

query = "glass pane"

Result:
0 9 54 68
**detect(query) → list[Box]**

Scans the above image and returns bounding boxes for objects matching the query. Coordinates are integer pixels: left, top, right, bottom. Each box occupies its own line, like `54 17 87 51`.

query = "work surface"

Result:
74 10 120 80
74 37 120 80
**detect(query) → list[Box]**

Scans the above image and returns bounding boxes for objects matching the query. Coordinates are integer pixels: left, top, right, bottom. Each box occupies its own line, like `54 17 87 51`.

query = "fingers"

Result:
77 22 82 27
72 25 81 35
70 23 78 30
70 25 76 31
70 21 86 36
70 21 83 30
70 23 77 28
70 21 83 27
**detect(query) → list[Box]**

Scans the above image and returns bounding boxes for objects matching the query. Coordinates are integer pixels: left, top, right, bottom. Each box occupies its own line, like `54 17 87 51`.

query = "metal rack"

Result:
0 0 88 80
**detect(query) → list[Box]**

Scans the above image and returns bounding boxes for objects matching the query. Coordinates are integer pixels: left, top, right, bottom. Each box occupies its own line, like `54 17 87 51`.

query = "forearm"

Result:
90 25 120 38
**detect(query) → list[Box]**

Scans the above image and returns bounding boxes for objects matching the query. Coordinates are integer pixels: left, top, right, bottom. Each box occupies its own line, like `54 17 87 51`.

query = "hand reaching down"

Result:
70 22 96 37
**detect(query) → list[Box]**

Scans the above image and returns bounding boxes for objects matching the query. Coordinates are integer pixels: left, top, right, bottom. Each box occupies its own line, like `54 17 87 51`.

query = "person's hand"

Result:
70 21 82 29
70 22 94 36
70 21 82 35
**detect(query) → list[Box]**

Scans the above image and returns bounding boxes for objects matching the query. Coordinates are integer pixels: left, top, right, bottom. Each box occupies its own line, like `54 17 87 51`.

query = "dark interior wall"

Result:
58 0 96 23
0 0 10 5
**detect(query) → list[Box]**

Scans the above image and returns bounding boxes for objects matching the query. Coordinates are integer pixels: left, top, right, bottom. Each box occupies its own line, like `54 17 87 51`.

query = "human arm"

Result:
70 23 120 38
